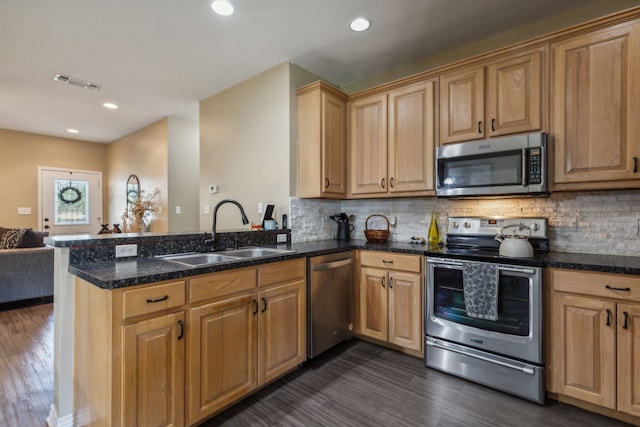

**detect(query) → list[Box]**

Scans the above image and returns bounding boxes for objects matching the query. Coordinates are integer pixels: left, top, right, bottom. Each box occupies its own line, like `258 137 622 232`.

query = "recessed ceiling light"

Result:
211 0 234 16
67 129 79 134
103 102 118 110
349 17 370 32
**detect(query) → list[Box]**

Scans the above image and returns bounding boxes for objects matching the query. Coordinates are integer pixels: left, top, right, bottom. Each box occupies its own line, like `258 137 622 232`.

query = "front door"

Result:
39 167 102 235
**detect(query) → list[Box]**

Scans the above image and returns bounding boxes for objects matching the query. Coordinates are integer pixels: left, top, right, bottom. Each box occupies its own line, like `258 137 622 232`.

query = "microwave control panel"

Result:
528 148 542 184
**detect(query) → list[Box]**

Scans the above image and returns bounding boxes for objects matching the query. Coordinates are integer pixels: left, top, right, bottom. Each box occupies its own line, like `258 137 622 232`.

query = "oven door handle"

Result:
426 338 535 375
498 266 535 275
428 259 463 267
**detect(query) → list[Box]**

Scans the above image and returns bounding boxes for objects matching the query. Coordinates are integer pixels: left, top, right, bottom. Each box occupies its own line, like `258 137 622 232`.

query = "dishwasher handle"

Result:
311 258 353 271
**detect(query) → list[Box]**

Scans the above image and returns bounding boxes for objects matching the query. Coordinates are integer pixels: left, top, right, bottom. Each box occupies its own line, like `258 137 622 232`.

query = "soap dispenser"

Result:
428 213 441 246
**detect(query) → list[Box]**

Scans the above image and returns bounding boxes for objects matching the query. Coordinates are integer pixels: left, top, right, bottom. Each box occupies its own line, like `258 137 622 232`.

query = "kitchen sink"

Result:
158 252 242 267
223 247 294 258
157 247 294 267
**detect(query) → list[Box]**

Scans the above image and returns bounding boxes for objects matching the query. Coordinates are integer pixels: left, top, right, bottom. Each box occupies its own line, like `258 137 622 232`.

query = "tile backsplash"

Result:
290 189 640 256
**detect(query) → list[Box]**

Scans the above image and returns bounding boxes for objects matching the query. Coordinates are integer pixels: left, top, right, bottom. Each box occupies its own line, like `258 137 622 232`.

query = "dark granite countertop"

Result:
61 236 640 289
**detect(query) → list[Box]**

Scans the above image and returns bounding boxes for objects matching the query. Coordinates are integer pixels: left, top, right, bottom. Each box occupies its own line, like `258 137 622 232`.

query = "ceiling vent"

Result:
53 74 101 90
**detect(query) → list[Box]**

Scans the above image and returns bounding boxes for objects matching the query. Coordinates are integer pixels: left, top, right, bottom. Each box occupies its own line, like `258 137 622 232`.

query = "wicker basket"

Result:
364 214 390 243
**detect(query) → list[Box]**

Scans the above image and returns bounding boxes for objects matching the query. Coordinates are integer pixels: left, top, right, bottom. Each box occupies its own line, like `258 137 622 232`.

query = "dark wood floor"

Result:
0 301 53 427
0 302 634 427
207 340 635 427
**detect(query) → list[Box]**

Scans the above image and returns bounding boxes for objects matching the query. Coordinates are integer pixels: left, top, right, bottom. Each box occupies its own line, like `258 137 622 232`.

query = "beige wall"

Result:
106 119 169 232
343 0 640 93
167 117 200 232
0 128 106 229
199 62 295 232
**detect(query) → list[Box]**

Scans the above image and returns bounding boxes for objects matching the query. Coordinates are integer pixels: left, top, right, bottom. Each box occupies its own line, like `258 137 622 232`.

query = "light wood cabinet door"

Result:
187 294 257 425
486 49 543 137
388 80 435 193
258 280 306 385
359 266 388 341
550 293 616 409
349 93 388 195
552 22 640 186
122 311 185 427
439 66 485 144
296 81 347 198
617 303 640 417
388 271 422 352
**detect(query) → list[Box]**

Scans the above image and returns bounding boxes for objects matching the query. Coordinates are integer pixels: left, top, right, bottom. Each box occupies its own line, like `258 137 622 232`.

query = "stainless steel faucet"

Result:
204 199 249 248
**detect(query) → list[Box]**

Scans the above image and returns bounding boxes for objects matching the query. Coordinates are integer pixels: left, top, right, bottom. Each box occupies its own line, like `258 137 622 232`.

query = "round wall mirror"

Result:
126 174 140 211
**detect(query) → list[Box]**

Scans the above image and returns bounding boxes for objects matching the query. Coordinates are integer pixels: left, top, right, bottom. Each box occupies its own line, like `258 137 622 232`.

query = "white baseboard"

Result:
46 404 74 427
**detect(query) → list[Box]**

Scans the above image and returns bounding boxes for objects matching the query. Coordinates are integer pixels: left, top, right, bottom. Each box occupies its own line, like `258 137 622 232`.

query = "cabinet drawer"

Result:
122 280 186 320
189 267 257 304
550 268 640 302
258 259 306 288
360 251 422 273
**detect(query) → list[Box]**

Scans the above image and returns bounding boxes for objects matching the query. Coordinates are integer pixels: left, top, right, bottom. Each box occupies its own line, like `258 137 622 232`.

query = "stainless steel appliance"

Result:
425 217 548 404
308 252 353 358
436 132 548 197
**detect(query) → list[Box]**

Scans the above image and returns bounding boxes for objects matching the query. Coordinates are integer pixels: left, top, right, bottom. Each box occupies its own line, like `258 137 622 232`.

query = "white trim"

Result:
46 404 74 427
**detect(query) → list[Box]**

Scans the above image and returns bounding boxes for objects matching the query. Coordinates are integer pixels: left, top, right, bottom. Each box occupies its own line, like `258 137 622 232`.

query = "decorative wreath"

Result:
59 186 82 205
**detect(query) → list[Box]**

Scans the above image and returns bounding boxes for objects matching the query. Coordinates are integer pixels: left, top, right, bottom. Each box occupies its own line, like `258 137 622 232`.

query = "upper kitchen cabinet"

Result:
551 21 640 190
439 47 545 144
296 81 347 199
349 79 436 198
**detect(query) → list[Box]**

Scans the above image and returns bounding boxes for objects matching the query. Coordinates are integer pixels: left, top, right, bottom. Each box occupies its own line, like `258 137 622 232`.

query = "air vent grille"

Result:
53 74 101 90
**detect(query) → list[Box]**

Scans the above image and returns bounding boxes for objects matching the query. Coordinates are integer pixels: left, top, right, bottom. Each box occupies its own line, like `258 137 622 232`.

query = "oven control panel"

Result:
447 217 548 238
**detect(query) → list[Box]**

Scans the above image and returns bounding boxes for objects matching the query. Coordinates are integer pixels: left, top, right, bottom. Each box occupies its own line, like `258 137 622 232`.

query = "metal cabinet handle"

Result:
634 157 638 173
389 276 393 289
381 277 385 288
146 295 169 303
381 178 386 189
478 121 482 134
623 311 629 329
177 320 184 340
261 297 267 313
382 260 394 265
606 308 612 326
491 118 496 132
252 299 258 316
605 285 631 292
389 177 395 188
324 178 330 188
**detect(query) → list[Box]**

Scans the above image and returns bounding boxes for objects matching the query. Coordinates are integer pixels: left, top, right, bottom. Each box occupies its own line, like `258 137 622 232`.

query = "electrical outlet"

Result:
209 184 218 194
175 206 181 214
17 207 31 215
258 202 264 214
115 244 137 258
276 234 287 243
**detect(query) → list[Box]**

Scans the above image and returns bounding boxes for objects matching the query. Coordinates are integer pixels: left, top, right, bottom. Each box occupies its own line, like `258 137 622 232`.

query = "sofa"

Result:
0 228 54 305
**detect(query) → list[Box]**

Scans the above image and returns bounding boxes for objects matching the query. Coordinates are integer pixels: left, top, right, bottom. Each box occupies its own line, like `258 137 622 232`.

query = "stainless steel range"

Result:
425 217 548 404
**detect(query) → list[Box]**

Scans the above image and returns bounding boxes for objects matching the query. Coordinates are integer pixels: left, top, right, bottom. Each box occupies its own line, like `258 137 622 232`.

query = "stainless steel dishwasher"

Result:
308 252 354 358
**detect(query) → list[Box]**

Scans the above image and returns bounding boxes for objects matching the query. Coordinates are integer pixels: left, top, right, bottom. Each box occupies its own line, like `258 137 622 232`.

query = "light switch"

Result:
176 206 181 214
17 207 31 215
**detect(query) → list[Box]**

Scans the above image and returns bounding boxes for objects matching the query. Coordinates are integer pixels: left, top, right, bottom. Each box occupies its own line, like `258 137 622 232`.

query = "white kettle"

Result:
495 224 534 258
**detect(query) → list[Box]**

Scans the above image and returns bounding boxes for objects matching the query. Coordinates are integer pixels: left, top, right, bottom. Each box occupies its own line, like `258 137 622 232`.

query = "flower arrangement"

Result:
122 188 159 232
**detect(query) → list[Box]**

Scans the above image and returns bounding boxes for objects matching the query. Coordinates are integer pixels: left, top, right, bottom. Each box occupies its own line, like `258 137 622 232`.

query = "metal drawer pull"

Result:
389 177 395 188
491 118 496 131
381 178 385 189
146 295 169 303
389 276 393 289
381 277 385 288
605 285 631 292
177 320 184 340
324 178 330 188
261 297 267 313
478 121 482 134
623 311 629 330
382 260 394 265
252 299 258 316
606 309 612 326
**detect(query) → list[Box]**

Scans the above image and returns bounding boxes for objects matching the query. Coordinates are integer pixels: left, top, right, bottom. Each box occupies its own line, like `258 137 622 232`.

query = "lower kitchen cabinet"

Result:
187 259 306 425
74 278 187 427
548 268 640 420
74 258 305 427
357 251 423 353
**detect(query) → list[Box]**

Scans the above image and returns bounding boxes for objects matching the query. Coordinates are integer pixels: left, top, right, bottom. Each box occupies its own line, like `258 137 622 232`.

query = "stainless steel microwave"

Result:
436 132 548 197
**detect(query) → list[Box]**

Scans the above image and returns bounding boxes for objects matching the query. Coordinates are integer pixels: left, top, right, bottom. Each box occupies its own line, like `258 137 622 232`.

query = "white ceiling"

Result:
1 0 604 143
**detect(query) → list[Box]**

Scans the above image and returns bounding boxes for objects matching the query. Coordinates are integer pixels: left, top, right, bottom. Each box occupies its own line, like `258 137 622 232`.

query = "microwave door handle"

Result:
521 148 528 186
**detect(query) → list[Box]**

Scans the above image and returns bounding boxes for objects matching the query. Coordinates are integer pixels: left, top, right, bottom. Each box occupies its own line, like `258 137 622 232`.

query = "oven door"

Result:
426 257 543 364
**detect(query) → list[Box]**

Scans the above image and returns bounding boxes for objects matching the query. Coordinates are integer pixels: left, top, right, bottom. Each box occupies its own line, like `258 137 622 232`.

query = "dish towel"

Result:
462 262 499 320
